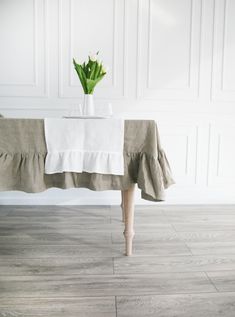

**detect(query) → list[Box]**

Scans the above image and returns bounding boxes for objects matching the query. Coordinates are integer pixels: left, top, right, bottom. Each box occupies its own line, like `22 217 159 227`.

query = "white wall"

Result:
0 0 235 205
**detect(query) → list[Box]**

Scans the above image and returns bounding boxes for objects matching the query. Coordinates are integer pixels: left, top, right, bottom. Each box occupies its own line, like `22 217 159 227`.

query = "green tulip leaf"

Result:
73 54 106 94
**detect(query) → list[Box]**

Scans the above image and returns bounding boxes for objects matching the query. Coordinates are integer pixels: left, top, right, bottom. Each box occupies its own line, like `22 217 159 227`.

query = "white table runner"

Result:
44 118 124 175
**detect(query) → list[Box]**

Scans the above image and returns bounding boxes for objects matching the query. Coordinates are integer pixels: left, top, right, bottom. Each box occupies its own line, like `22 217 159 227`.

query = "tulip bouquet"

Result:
73 52 107 94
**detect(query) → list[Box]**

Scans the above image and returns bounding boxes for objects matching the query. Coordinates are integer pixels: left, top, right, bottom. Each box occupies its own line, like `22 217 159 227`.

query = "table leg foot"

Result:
123 184 135 256
124 232 135 256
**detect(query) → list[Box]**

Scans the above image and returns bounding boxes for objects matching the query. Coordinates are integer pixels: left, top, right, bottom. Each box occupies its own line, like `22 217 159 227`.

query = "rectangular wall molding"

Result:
136 0 202 100
0 0 48 97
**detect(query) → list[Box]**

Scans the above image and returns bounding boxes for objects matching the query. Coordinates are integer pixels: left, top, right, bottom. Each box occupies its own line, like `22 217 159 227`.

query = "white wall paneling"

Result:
207 123 235 187
0 0 48 97
159 124 199 187
211 0 235 101
137 0 202 100
0 0 235 204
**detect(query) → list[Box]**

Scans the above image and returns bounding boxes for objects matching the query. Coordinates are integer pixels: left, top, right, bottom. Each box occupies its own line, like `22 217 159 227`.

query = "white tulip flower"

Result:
89 53 97 62
73 52 106 95
102 65 109 73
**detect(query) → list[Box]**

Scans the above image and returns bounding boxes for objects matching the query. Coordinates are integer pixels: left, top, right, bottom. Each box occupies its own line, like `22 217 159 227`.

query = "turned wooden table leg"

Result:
121 191 125 222
123 184 135 256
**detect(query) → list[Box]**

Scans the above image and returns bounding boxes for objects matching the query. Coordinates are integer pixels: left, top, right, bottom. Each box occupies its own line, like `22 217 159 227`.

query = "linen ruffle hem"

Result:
0 119 175 201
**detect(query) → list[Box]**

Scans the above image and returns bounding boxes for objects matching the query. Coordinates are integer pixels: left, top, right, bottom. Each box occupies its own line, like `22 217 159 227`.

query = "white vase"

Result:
82 94 95 116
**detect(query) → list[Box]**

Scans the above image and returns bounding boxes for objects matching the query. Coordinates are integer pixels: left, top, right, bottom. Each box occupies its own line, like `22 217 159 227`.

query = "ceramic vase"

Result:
82 94 95 116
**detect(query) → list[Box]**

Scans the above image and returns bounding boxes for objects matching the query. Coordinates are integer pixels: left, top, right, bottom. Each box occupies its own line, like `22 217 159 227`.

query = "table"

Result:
0 118 174 255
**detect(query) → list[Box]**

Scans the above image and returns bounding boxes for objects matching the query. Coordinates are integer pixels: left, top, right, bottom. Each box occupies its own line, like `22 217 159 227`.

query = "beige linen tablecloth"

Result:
0 119 174 201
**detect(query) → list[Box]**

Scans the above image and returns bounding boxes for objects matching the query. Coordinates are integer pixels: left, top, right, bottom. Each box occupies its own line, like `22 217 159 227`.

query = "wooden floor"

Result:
0 205 235 316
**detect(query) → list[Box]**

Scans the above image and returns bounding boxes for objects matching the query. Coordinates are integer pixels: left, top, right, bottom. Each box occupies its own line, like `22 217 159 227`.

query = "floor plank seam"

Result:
168 222 180 233
112 257 115 275
0 291 235 298
115 296 118 317
203 271 220 292
0 290 229 299
1 269 235 276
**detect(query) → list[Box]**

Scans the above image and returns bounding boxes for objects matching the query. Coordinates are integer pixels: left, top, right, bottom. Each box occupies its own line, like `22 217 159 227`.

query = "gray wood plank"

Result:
0 243 191 257
0 257 113 275
0 215 111 224
116 243 192 256
186 242 235 255
165 208 235 215
112 232 181 244
165 214 235 224
0 205 110 211
178 231 235 243
116 292 235 317
0 222 173 234
0 232 112 245
174 224 235 231
0 206 111 217
162 204 235 212
0 273 216 297
0 210 9 217
111 205 165 215
0 244 121 257
112 214 168 224
114 255 235 274
113 230 235 246
207 271 235 292
0 297 115 317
